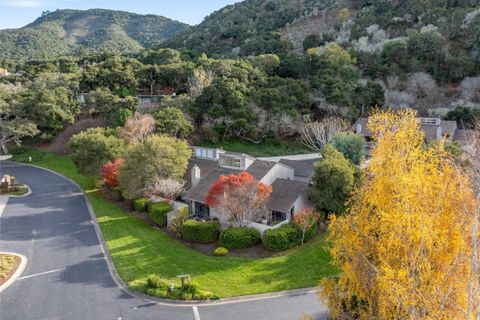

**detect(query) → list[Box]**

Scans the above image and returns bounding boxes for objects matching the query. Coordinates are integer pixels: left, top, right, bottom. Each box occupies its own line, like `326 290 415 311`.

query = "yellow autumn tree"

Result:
320 109 478 319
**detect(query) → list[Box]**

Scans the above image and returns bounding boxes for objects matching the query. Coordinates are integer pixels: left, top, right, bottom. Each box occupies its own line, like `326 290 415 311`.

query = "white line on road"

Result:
192 306 201 320
0 196 9 218
17 267 65 280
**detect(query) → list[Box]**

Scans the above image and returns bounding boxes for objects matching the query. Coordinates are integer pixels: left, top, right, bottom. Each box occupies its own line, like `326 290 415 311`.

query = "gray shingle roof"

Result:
184 158 219 189
278 159 319 179
246 160 276 180
183 168 241 203
267 179 308 213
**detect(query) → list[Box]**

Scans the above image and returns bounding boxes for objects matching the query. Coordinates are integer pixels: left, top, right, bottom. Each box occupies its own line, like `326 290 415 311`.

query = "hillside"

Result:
164 0 338 55
166 0 480 57
0 9 188 61
165 0 480 111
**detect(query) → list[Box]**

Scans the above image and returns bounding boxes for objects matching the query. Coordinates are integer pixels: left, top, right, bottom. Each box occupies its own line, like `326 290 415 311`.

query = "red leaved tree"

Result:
205 172 272 227
101 159 124 187
293 208 320 245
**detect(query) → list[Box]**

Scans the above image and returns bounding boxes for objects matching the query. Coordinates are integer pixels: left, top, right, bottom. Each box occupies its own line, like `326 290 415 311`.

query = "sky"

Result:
0 0 242 29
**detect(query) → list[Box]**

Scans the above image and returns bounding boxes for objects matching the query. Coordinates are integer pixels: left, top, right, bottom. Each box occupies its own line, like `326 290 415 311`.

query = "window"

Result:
219 155 241 168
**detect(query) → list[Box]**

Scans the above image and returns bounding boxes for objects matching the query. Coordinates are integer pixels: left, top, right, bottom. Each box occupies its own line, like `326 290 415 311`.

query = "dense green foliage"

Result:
149 202 173 227
155 107 193 138
262 224 302 252
308 145 356 215
0 9 188 61
68 127 125 176
219 227 261 249
181 220 220 244
331 133 366 165
118 135 191 200
133 198 150 212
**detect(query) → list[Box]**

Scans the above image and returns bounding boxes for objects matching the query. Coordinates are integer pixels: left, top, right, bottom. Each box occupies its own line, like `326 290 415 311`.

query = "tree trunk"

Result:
0 142 8 155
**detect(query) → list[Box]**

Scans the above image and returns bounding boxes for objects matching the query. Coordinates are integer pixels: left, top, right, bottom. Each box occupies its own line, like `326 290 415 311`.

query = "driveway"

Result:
0 162 328 320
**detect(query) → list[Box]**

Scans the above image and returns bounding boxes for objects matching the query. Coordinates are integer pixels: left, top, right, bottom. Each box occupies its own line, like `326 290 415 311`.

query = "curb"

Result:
4 161 319 306
6 184 33 198
0 252 28 294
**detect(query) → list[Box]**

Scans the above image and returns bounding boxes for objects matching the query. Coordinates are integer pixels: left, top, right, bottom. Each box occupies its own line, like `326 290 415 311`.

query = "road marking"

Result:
193 306 201 320
0 196 9 218
17 267 65 280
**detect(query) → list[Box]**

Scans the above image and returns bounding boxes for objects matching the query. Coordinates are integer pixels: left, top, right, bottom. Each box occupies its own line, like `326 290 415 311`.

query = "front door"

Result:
195 202 210 219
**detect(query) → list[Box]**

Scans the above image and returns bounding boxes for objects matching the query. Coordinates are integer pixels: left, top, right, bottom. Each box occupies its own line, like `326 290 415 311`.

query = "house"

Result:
182 147 318 233
0 67 10 77
353 117 458 142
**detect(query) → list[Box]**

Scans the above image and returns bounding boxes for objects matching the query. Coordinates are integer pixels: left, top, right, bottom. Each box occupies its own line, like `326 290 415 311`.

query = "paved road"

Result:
0 161 328 320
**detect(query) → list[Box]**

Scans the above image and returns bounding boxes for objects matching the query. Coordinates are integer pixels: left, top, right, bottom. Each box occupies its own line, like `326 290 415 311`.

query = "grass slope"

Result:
11 147 335 297
198 139 311 157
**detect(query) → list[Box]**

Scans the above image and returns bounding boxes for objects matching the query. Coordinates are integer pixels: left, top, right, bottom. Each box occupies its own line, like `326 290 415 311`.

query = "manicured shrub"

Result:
181 220 219 244
219 227 261 249
214 247 229 256
149 202 173 227
262 224 302 252
133 198 150 212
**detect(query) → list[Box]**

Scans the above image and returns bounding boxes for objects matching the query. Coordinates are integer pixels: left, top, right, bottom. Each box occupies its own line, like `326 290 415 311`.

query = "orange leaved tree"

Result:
100 159 123 187
321 109 478 319
294 208 320 245
205 172 272 227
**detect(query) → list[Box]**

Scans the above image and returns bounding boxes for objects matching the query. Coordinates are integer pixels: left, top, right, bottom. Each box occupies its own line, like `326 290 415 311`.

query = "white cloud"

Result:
3 0 48 8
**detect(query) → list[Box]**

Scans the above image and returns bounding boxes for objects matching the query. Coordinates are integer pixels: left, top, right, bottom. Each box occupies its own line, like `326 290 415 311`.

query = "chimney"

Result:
356 123 362 134
436 126 442 139
191 165 201 187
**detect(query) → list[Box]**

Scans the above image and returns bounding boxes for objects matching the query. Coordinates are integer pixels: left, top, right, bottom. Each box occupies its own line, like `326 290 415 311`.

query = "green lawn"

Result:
11 147 335 297
198 139 312 157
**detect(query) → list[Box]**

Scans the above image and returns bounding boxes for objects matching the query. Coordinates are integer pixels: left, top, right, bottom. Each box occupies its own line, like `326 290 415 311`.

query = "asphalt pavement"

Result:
0 161 328 320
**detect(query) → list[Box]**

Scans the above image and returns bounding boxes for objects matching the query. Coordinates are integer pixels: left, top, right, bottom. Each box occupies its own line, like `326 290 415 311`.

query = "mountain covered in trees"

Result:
0 9 188 61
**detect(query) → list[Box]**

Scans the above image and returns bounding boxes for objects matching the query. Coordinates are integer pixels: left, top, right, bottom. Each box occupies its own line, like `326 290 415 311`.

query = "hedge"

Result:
219 227 261 249
181 220 219 244
149 202 173 227
262 224 302 252
133 197 150 212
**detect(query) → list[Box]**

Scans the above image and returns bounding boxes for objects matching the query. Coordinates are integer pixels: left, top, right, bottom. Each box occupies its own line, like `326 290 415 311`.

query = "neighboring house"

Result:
137 95 163 111
353 117 458 142
182 147 318 233
0 67 10 76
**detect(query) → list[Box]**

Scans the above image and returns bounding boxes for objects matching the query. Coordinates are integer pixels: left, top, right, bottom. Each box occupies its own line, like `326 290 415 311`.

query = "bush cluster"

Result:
129 275 219 300
214 247 229 256
181 220 219 244
219 227 261 249
133 197 150 212
262 224 302 252
149 202 173 227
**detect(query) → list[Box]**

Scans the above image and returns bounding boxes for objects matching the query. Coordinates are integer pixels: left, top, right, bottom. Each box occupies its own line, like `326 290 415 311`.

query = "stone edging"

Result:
0 252 28 294
11 162 319 306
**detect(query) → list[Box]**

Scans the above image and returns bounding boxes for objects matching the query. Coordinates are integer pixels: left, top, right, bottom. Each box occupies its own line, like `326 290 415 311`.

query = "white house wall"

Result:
292 193 314 217
260 164 294 185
